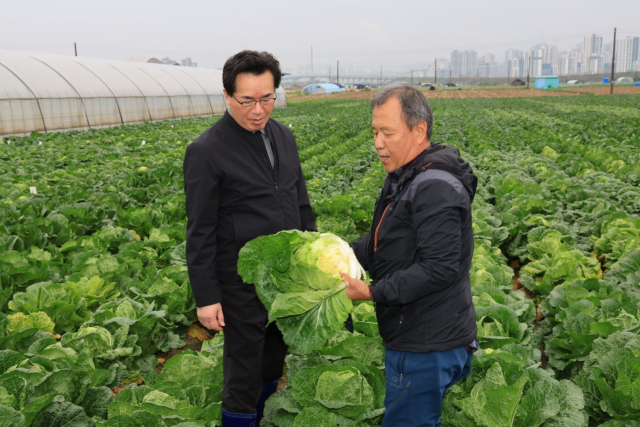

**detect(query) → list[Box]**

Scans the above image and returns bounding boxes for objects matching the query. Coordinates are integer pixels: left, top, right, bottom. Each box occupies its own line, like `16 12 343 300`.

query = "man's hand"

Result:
197 303 225 331
341 273 372 301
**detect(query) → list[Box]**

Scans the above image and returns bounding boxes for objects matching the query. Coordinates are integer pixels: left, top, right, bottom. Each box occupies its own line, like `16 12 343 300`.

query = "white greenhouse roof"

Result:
116 57 162 64
0 50 287 136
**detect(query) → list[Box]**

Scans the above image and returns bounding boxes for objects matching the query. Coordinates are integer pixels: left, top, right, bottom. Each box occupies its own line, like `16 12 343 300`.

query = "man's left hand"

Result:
341 273 372 301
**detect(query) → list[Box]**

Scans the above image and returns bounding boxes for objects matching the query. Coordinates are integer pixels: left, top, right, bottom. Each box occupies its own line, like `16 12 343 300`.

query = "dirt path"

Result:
289 88 581 101
558 85 640 95
289 85 640 101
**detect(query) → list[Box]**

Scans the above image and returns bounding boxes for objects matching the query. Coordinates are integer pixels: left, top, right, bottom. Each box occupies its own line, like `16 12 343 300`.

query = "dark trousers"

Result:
219 281 288 414
382 346 473 427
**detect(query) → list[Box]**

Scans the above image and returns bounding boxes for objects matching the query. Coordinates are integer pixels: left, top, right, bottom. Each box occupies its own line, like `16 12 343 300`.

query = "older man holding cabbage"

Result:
341 84 478 427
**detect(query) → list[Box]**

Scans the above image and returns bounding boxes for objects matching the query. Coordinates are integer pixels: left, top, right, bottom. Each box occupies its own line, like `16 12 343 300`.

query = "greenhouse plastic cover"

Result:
0 50 287 136
301 83 346 95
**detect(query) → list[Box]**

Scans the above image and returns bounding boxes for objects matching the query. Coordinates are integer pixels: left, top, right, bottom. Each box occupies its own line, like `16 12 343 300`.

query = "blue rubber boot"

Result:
256 379 280 423
222 408 257 427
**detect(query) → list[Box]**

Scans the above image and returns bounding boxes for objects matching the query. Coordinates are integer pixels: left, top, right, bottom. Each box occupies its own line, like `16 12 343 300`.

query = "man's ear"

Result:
413 120 428 143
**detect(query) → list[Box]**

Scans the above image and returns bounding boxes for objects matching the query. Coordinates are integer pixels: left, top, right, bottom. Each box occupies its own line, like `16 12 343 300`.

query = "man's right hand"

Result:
197 303 225 332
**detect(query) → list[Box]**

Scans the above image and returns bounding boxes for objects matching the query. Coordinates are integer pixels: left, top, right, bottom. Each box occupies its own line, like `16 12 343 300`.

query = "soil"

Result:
540 343 549 369
154 322 209 374
510 259 538 301
289 88 581 102
508 257 548 368
289 85 640 101
278 371 287 390
560 85 640 95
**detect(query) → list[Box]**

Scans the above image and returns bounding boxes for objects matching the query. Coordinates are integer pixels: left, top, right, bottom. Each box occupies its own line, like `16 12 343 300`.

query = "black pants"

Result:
219 281 288 414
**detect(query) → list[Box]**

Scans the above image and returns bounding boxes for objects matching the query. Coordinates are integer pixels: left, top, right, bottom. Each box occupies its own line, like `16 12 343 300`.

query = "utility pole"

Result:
74 43 77 57
527 55 532 89
311 46 313 75
435 59 437 85
337 60 339 85
610 28 617 95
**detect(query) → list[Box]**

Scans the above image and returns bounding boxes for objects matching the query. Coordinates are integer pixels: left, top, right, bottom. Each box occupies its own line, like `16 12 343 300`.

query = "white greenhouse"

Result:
0 50 287 137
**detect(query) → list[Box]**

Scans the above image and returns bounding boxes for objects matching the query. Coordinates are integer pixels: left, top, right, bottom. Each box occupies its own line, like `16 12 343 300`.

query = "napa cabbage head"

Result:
69 326 114 355
290 233 366 291
238 230 368 354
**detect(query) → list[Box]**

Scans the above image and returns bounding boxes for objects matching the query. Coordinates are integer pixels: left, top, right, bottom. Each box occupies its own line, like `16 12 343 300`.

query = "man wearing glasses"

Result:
183 50 316 427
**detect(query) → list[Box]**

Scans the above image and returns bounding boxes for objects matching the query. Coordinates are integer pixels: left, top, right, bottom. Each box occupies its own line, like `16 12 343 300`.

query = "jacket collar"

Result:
221 109 272 136
390 143 442 182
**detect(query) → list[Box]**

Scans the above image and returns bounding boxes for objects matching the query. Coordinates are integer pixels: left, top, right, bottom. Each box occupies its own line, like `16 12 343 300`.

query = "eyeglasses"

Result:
232 95 277 109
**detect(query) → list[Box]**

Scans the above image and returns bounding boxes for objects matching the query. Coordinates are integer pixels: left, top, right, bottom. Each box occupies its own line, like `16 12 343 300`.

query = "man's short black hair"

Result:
222 50 282 96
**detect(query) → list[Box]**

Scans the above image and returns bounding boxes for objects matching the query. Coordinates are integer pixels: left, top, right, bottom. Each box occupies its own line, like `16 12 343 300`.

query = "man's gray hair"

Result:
371 84 433 141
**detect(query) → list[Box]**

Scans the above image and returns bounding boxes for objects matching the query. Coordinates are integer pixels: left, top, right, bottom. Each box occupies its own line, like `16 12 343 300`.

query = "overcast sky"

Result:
1 0 638 72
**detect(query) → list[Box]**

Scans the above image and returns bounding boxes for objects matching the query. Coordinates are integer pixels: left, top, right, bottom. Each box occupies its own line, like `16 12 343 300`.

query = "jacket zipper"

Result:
256 133 287 227
397 312 404 333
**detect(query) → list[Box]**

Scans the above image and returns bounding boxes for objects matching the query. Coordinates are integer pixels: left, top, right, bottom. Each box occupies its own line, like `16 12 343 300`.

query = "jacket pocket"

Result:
376 305 404 342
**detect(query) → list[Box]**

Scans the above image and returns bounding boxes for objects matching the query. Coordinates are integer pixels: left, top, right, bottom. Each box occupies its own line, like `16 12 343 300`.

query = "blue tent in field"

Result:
301 83 346 95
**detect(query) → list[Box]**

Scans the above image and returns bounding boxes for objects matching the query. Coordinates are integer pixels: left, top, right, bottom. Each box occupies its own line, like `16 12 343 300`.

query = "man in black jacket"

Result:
342 84 477 427
183 50 316 427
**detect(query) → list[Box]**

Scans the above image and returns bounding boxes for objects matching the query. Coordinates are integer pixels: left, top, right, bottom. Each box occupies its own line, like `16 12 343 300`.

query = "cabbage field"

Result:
1 94 640 427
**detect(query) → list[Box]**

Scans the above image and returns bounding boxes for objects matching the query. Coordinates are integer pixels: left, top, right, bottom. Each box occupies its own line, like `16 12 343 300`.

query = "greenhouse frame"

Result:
0 50 287 137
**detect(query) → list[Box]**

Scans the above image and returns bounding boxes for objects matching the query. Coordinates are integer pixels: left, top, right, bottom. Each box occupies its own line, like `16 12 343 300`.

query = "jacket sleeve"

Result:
350 232 370 271
370 179 467 306
184 142 222 307
296 163 317 232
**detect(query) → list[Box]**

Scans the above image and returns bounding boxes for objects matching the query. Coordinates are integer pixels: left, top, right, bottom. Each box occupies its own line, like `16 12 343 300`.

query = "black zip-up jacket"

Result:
183 111 316 307
351 143 477 353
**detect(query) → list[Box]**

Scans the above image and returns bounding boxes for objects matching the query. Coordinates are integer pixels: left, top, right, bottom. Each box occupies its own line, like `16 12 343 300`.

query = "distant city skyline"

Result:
286 32 639 81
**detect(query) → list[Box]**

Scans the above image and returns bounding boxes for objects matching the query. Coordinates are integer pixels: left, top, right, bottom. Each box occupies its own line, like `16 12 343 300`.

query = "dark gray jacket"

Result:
183 112 316 307
351 143 477 353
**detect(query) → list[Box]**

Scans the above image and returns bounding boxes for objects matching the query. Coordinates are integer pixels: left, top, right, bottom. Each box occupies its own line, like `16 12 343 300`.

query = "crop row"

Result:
432 96 640 425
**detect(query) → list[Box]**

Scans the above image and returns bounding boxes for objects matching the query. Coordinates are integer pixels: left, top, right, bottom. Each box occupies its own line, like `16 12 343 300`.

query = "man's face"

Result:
371 96 426 173
224 71 275 132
